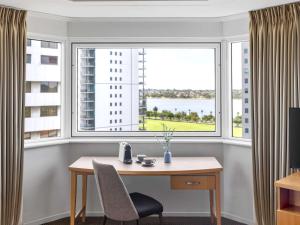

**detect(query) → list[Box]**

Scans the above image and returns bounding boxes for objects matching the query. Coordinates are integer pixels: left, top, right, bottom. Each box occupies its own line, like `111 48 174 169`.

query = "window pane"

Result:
41 41 58 49
40 130 58 138
25 39 62 141
25 81 31 93
25 107 31 118
26 54 31 64
41 55 58 65
40 106 58 117
41 82 58 93
77 47 217 133
231 42 251 138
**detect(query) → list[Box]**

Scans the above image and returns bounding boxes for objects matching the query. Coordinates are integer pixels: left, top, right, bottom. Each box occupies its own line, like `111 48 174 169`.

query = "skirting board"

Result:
24 211 256 225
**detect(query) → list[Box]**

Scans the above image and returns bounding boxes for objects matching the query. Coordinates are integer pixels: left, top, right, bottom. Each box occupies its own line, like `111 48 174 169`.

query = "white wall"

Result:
68 20 223 39
24 142 254 225
23 12 254 225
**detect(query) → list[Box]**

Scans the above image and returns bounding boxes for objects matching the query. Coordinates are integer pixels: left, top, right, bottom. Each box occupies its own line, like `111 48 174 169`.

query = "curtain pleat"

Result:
0 6 27 225
250 3 300 225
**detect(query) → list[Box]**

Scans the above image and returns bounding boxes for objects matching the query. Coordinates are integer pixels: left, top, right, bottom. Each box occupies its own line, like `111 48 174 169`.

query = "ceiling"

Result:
0 0 298 18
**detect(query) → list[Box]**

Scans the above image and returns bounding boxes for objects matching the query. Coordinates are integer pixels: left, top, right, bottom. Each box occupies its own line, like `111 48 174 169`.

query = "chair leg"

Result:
102 215 107 225
136 219 139 225
120 221 124 225
158 213 163 225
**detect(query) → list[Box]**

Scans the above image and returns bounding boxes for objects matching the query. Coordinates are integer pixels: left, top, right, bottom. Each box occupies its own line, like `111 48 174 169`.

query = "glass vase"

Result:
163 143 172 163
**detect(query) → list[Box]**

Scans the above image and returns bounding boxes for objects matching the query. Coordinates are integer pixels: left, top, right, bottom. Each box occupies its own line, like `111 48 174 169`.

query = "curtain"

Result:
250 3 300 225
0 6 27 225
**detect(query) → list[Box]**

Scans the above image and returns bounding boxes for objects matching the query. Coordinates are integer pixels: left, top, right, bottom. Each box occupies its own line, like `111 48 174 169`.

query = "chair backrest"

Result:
92 160 139 221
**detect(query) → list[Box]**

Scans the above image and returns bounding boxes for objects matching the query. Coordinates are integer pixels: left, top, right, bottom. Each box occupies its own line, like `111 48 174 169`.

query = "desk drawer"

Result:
171 175 215 190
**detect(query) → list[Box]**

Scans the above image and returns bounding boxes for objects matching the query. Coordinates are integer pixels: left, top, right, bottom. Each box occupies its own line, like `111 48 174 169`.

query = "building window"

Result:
231 41 251 139
74 45 220 135
25 82 31 93
40 82 58 93
25 39 62 141
25 107 31 118
40 130 58 138
24 132 31 140
41 55 58 65
41 41 58 49
26 54 31 64
40 106 58 117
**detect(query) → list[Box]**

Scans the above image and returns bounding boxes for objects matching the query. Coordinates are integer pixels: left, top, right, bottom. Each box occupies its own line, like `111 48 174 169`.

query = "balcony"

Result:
25 116 60 132
25 93 60 107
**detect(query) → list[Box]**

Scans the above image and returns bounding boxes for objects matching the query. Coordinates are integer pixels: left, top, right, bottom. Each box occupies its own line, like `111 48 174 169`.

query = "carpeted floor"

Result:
43 217 246 225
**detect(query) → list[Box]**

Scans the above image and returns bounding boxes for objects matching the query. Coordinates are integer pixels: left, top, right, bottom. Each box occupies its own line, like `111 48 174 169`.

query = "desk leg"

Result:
81 174 87 222
215 173 221 225
209 189 215 225
70 171 77 225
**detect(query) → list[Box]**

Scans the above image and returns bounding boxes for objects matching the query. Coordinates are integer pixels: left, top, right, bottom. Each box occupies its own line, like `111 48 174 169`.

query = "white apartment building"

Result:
241 42 251 139
79 48 145 132
25 39 61 140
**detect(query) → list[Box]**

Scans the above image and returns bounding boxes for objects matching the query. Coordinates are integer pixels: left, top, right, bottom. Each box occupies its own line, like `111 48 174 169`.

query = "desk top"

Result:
275 172 300 191
69 157 223 175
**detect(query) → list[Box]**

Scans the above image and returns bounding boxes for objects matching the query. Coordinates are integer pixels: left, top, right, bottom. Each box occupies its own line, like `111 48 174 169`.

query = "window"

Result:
41 82 58 93
25 107 31 118
25 82 31 93
25 39 62 141
73 44 220 136
24 132 31 140
26 54 31 64
231 41 251 139
40 106 58 117
41 41 58 49
41 55 58 65
40 130 58 138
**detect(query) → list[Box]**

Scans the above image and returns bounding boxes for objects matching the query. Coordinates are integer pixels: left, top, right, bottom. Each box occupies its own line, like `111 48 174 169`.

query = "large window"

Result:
72 44 220 136
25 39 62 141
231 42 251 139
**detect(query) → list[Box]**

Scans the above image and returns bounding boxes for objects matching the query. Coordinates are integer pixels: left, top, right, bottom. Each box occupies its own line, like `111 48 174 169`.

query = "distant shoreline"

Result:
145 97 242 100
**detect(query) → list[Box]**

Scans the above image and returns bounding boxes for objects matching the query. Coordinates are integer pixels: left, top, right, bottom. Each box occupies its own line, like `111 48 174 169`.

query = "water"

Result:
146 98 242 117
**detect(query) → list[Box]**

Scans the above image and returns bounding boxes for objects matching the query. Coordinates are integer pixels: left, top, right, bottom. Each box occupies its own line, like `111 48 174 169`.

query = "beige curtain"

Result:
0 6 27 225
250 3 300 225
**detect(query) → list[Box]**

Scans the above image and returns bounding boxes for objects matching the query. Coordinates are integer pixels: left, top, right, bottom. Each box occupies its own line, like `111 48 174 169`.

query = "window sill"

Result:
222 138 252 147
24 137 251 149
24 138 69 149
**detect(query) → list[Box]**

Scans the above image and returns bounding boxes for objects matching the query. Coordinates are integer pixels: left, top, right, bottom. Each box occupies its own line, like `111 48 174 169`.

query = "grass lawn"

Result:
140 118 215 131
140 118 243 137
233 127 243 138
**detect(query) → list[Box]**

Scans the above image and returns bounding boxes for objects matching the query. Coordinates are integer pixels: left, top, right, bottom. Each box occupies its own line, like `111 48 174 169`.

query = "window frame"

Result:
24 36 66 143
229 40 251 140
71 42 221 137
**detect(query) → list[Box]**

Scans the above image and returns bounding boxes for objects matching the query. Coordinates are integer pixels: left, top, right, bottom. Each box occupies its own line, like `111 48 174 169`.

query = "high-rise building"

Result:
25 39 61 140
241 42 251 139
78 48 146 131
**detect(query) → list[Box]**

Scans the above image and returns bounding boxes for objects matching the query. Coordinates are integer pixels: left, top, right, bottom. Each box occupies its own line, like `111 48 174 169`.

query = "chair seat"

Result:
130 192 163 218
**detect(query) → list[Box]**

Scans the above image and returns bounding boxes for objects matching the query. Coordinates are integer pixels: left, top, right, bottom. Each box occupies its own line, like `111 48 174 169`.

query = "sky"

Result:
144 48 215 90
144 45 243 90
231 43 243 90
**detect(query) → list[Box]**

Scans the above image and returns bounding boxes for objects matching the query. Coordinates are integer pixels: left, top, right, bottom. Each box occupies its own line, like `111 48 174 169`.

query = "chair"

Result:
92 160 163 225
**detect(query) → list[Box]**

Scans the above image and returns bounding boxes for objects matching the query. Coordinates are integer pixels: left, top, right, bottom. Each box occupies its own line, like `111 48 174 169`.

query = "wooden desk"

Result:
275 172 300 225
69 157 223 225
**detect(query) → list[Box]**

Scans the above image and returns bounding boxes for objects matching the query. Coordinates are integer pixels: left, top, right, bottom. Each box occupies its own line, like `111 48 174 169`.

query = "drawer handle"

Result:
185 181 200 185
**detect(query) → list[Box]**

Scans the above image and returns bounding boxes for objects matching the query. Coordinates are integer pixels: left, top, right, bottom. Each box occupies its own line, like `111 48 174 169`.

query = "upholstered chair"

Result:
92 160 163 225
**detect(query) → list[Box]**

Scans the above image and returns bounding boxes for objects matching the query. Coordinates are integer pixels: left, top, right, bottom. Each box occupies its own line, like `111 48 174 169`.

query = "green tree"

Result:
233 115 242 127
190 112 200 122
146 111 153 118
153 106 158 119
